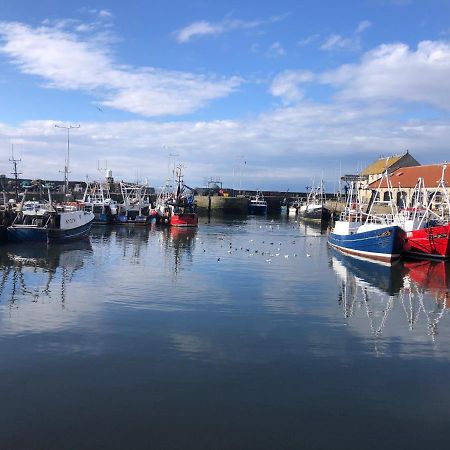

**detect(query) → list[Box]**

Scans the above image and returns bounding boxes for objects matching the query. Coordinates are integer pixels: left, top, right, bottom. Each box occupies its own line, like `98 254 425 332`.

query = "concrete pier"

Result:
195 195 249 215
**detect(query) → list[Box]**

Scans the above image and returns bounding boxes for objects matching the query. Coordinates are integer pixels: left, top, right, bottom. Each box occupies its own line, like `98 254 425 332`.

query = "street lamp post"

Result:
55 124 80 195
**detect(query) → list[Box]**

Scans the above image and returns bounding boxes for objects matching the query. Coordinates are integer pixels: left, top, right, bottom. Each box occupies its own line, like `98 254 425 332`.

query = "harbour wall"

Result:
195 196 249 215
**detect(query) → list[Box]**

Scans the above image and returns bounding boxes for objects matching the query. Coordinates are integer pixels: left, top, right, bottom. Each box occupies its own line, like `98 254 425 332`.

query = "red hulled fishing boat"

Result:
155 166 198 227
396 167 450 259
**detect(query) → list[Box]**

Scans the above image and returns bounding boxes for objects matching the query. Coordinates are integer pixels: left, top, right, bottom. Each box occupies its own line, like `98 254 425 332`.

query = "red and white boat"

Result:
396 168 450 259
155 166 198 228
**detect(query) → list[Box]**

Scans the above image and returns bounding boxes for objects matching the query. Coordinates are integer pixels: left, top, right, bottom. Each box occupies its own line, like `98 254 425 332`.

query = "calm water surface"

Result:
1 215 450 449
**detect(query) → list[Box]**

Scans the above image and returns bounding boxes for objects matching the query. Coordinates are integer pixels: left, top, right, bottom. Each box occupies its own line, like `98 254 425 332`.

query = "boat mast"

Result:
55 123 80 195
9 144 22 200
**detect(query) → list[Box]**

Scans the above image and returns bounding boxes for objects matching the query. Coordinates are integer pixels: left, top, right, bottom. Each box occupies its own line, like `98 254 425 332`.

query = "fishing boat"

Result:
288 198 300 216
117 181 151 224
328 177 406 263
155 166 198 227
395 169 450 259
298 181 331 223
7 185 94 243
82 181 119 224
248 191 267 215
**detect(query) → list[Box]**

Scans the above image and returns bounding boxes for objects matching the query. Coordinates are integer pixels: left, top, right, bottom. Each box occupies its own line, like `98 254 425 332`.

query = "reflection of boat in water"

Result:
298 219 329 236
330 247 405 296
0 241 93 305
404 260 450 304
331 247 450 343
162 226 197 275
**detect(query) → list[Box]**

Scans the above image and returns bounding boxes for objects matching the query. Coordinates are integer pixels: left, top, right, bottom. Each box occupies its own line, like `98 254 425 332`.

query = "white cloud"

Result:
174 20 220 43
321 40 450 110
321 20 371 52
0 21 241 117
174 14 288 43
321 34 361 51
98 9 113 19
297 34 319 47
2 99 449 191
266 42 286 58
356 20 372 34
269 70 314 103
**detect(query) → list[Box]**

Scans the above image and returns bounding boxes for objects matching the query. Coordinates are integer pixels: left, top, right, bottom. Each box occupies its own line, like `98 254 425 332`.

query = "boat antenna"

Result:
9 144 22 200
55 123 80 194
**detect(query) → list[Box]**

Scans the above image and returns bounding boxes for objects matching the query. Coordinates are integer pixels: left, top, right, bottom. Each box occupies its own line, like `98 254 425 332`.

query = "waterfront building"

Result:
368 163 450 209
358 151 420 202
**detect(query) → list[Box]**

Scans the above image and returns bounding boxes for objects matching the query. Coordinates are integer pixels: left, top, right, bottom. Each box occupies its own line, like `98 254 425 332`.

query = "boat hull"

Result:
93 212 116 224
0 225 8 243
328 225 405 263
249 204 267 215
299 205 331 222
48 220 93 243
404 224 450 259
170 213 198 227
7 226 48 243
8 219 93 244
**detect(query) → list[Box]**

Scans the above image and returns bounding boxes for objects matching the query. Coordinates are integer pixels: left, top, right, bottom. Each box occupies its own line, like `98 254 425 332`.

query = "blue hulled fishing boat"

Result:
8 186 94 244
328 179 406 263
328 224 405 263
82 181 119 224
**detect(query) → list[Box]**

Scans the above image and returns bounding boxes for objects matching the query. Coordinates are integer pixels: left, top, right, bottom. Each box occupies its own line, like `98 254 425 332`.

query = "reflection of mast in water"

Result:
162 227 197 276
401 260 450 341
0 241 92 307
331 249 407 355
332 248 450 348
113 225 150 261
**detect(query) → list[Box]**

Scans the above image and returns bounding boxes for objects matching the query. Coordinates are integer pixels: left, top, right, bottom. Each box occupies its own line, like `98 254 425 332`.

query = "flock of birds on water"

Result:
189 221 318 263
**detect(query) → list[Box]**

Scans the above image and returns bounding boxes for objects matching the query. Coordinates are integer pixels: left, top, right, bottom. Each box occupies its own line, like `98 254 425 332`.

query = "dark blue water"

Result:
1 216 450 449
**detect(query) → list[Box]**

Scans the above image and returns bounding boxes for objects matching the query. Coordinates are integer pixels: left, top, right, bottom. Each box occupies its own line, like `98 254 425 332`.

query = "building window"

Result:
397 191 407 208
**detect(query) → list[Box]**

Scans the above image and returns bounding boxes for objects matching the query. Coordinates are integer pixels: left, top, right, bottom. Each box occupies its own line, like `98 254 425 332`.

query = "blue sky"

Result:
1 0 450 190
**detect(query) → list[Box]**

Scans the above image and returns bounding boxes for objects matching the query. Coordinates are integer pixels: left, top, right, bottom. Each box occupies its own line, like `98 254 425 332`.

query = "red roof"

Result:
369 164 449 189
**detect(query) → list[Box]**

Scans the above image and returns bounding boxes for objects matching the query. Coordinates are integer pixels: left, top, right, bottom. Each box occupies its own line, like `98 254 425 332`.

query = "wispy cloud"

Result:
321 19 372 52
173 14 289 43
0 20 241 117
321 34 361 51
266 42 286 58
297 34 319 47
355 20 372 34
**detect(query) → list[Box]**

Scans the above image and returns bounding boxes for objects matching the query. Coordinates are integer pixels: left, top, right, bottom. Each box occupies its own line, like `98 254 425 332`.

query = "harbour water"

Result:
1 216 450 449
